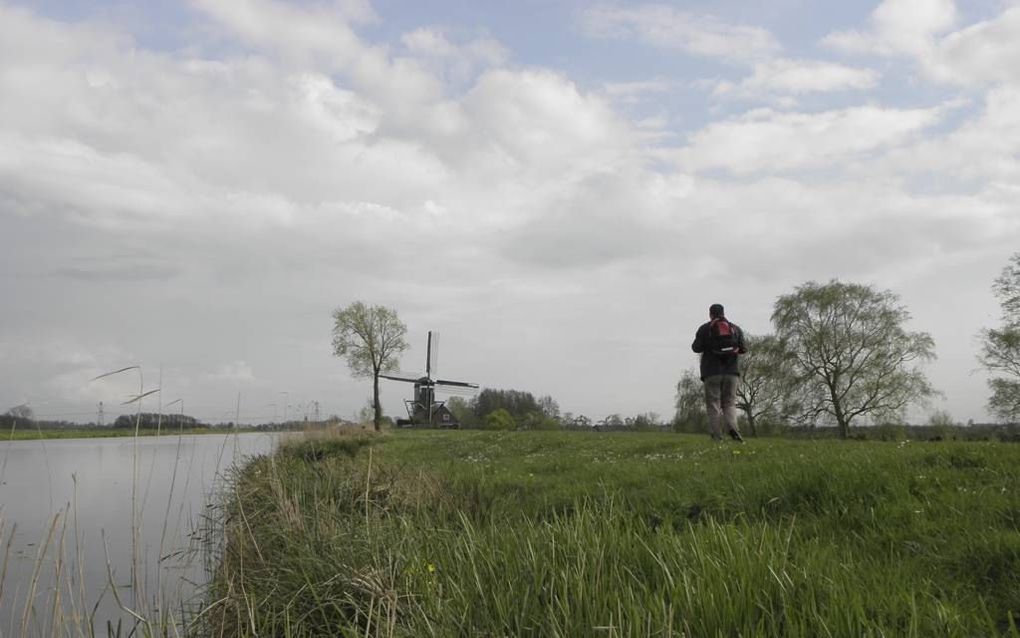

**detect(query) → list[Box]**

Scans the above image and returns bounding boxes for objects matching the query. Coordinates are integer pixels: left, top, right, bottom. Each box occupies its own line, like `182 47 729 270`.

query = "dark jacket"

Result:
692 318 747 380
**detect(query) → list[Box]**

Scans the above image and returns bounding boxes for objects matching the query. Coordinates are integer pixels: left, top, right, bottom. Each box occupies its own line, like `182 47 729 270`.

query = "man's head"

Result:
709 303 725 319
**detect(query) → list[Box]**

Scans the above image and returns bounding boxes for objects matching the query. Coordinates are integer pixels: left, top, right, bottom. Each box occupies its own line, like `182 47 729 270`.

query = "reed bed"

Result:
200 430 1020 637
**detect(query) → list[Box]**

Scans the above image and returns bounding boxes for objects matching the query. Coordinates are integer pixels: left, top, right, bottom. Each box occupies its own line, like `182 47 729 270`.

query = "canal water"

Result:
0 431 278 636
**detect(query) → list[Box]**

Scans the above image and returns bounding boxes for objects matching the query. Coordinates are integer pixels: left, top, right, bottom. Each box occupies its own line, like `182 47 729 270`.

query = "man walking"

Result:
692 303 747 442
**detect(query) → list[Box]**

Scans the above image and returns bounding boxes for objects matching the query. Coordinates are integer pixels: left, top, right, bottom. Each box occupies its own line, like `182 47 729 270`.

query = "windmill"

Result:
379 331 478 428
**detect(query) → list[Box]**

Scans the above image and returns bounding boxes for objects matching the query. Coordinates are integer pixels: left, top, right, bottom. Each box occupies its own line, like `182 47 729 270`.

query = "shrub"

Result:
519 411 559 430
484 408 516 431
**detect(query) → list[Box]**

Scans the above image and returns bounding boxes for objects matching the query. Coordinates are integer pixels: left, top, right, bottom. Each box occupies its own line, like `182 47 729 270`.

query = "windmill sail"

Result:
430 331 439 379
435 379 478 388
379 373 420 383
426 331 432 377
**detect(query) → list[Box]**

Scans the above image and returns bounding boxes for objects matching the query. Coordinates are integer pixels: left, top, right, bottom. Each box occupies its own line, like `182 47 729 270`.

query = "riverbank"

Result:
201 430 1020 636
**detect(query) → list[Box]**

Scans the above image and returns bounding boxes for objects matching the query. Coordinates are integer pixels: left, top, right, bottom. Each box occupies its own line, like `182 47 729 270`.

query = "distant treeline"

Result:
447 388 664 432
0 412 206 430
0 414 79 430
111 412 200 429
448 388 560 430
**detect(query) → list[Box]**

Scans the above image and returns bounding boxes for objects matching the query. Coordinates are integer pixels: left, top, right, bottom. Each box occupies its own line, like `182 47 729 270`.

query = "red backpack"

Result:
709 318 739 356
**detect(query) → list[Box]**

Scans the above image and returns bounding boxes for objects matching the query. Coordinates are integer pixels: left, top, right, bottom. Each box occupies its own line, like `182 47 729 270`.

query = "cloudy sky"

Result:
1 0 1018 426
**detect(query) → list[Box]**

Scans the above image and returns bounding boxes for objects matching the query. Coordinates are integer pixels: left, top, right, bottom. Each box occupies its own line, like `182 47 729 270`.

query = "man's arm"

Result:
736 325 748 354
692 324 705 353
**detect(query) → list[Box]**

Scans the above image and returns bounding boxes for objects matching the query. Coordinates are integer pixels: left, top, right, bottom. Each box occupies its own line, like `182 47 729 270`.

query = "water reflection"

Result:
0 432 278 635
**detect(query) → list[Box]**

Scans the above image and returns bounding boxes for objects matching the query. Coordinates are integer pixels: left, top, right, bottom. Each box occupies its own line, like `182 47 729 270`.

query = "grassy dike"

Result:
198 430 1020 637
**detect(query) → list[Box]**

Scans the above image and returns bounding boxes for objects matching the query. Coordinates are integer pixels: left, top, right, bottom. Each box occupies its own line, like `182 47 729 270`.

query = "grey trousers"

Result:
704 374 739 439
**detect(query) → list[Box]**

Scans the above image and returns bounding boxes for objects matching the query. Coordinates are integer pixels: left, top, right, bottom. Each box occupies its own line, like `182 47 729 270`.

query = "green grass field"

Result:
200 430 1020 637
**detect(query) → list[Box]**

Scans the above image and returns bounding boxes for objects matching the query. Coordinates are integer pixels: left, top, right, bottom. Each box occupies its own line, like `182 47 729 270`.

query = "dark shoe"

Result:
711 433 723 442
728 429 744 443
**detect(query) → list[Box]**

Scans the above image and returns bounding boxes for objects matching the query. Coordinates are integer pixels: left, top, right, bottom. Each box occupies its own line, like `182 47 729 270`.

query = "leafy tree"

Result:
772 280 937 438
537 395 560 419
630 412 661 431
993 252 1020 318
445 396 477 428
735 334 802 436
981 253 1020 422
5 404 33 420
2 404 36 431
355 397 377 425
927 410 957 427
986 379 1020 422
520 411 559 430
472 388 542 422
601 414 624 428
673 369 707 433
331 302 409 431
484 408 516 431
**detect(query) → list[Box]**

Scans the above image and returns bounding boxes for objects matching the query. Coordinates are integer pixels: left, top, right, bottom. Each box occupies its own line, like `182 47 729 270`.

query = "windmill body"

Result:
380 331 478 428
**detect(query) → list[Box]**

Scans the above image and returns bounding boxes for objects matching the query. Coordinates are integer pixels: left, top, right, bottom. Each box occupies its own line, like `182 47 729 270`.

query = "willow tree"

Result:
981 253 1020 421
673 369 707 433
736 334 801 436
331 302 408 431
772 280 936 438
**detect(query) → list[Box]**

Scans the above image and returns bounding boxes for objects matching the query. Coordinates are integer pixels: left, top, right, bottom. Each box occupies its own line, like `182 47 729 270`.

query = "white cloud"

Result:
402 28 457 57
191 0 446 115
402 27 506 67
462 69 636 181
713 58 879 99
601 78 675 104
932 7 1020 86
291 73 381 142
824 0 957 57
329 0 379 25
400 27 508 87
824 0 1020 87
190 0 364 63
675 104 948 175
872 86 1020 185
580 6 878 104
581 4 780 63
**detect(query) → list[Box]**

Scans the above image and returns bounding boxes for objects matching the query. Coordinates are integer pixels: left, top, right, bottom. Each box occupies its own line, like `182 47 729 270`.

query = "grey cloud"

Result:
497 184 680 269
52 261 179 282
